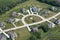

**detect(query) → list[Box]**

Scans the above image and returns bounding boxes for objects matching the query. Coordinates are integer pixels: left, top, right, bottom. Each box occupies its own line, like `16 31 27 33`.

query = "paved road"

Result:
0 12 60 36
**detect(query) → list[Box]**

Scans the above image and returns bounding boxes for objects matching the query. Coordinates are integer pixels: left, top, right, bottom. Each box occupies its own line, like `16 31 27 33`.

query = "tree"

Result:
37 0 60 7
29 36 37 40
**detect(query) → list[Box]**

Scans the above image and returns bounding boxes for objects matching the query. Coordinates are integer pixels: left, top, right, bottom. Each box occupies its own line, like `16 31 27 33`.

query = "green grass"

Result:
25 15 42 24
56 15 60 19
3 23 14 30
15 21 24 26
42 11 57 18
14 27 31 40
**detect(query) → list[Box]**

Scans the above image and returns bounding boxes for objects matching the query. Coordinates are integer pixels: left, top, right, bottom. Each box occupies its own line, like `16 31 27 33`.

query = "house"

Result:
0 34 7 40
8 32 17 40
51 6 57 11
48 22 55 28
40 10 51 16
7 18 15 23
54 19 60 24
31 27 38 32
21 8 27 13
44 10 51 14
30 7 40 12
0 22 5 28
11 12 19 17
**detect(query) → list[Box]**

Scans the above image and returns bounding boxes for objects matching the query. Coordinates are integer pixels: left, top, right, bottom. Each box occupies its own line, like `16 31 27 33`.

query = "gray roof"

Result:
11 12 18 17
0 34 7 40
22 8 27 13
8 32 17 40
48 23 55 28
7 18 15 23
51 6 57 11
31 27 38 32
55 19 60 24
44 11 51 14
0 22 5 27
31 7 40 12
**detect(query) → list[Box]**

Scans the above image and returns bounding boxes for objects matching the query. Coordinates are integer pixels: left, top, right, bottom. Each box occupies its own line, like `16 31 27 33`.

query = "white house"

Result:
48 22 55 28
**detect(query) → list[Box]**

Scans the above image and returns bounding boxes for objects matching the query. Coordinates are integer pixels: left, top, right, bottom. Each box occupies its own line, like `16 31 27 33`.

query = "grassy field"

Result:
25 15 42 24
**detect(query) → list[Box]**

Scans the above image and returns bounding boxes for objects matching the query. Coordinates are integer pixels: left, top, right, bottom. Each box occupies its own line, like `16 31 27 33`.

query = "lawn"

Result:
15 21 24 26
39 10 57 19
13 27 31 40
2 23 14 30
25 15 42 24
56 15 60 19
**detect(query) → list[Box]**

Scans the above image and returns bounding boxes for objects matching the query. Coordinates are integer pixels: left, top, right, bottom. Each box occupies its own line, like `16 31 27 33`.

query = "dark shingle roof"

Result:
30 7 40 12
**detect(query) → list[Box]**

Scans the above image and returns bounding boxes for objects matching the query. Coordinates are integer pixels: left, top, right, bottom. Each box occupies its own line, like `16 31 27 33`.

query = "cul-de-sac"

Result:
0 0 60 40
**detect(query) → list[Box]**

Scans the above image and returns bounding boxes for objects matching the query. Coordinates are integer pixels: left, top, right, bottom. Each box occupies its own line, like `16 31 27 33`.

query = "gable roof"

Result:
11 12 18 17
0 34 7 40
55 19 60 24
30 7 40 12
0 22 5 27
7 18 15 23
48 22 55 28
8 32 17 40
